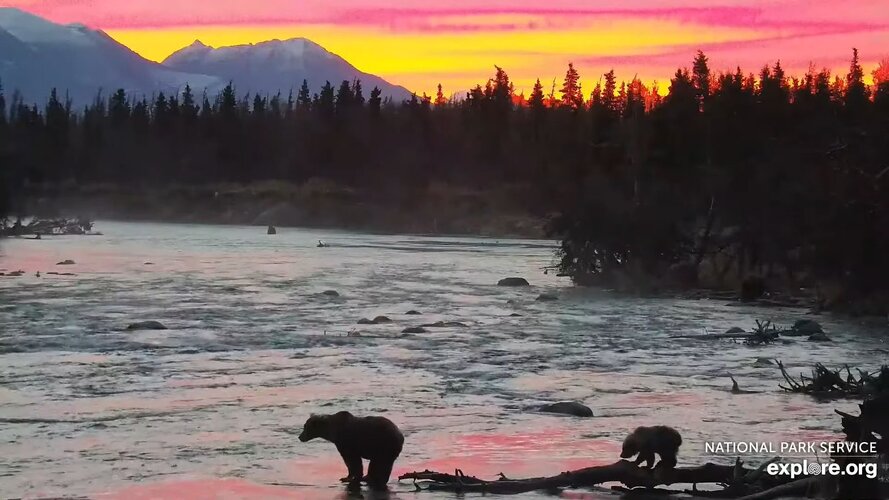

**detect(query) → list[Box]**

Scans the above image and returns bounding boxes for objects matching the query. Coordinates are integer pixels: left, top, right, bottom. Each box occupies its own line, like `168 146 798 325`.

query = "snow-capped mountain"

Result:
0 7 220 105
162 38 412 101
0 8 412 106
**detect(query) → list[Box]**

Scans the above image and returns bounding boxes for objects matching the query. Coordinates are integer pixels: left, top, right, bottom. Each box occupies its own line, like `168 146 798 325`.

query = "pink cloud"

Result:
6 1 889 33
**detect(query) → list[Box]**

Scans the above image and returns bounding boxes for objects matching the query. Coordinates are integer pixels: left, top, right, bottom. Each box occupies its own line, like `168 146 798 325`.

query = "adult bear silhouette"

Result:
299 411 404 490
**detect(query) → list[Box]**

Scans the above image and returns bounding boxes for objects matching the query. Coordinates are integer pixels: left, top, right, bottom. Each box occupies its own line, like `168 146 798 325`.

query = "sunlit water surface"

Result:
0 222 886 499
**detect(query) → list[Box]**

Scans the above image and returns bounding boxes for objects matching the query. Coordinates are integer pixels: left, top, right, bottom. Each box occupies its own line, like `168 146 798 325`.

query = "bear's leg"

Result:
366 456 395 491
656 451 677 469
639 451 656 468
337 447 364 484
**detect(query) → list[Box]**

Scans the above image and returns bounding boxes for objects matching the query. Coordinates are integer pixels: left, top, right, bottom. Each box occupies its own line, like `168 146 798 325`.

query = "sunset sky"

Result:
7 0 889 96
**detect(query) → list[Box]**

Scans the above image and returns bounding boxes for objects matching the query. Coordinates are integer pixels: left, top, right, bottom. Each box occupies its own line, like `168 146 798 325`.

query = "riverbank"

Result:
19 181 549 239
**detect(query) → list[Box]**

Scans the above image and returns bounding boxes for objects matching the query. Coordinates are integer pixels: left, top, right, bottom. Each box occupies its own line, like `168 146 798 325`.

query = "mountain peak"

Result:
162 36 411 100
189 39 210 49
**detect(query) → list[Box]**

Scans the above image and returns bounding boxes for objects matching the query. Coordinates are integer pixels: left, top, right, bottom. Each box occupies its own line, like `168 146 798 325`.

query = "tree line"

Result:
1 50 888 306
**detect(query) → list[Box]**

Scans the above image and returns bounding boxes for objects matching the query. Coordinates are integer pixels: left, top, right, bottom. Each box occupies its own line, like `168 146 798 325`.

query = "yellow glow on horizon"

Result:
107 19 767 96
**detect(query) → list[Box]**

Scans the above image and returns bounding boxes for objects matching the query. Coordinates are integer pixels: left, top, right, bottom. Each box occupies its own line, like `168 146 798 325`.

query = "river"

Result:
0 222 886 499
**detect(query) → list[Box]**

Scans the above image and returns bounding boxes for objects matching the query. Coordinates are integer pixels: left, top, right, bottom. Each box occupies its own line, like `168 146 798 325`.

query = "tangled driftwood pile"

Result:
0 216 94 236
778 361 889 398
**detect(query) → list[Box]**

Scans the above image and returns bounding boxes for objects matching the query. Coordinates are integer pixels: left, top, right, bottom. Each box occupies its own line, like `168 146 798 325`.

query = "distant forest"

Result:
1 50 888 309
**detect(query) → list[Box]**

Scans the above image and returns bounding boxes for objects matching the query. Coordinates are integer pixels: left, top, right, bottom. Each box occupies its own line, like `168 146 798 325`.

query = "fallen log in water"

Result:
399 459 787 496
670 321 781 345
0 216 94 236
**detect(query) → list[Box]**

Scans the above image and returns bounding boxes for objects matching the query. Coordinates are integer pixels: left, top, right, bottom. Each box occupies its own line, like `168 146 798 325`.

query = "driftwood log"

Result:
399 459 788 496
835 394 889 498
670 321 782 345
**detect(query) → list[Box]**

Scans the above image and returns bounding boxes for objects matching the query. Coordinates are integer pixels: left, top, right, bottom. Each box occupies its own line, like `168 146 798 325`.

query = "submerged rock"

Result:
421 321 468 328
126 321 168 331
358 316 393 325
753 357 775 367
405 310 422 315
321 290 340 297
509 313 523 317
56 259 76 266
536 293 559 302
725 327 746 334
539 401 594 418
402 326 428 334
498 277 530 287
808 332 832 342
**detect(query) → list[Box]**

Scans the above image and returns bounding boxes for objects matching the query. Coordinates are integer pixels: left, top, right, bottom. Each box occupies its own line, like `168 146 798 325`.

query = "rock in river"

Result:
402 326 428 334
56 259 76 266
536 293 558 302
322 290 340 297
267 225 277 235
498 277 529 287
405 310 422 315
792 319 824 335
358 316 393 325
539 401 594 417
126 321 168 331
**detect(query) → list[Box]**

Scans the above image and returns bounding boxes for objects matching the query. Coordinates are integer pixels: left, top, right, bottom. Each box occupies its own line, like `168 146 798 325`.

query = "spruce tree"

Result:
297 80 311 110
560 63 581 108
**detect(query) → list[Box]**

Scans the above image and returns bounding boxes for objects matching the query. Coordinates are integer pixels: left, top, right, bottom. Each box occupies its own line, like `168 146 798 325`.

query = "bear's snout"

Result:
298 431 309 442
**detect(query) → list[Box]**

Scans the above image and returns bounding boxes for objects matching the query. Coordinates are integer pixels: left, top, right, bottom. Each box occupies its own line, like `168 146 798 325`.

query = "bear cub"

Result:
620 426 682 469
299 411 404 490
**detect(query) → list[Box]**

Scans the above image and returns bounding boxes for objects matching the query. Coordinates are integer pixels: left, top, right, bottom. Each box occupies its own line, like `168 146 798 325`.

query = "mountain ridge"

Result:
0 7 412 104
162 36 411 100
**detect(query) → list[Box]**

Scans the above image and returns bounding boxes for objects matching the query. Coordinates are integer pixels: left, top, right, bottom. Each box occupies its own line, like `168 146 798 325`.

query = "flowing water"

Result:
0 222 886 499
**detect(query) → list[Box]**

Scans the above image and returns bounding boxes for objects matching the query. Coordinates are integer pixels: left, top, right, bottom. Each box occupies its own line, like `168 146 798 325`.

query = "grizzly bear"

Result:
299 411 404 490
620 426 682 469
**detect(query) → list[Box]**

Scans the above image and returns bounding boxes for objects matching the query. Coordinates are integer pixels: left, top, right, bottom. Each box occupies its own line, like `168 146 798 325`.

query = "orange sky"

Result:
6 1 889 96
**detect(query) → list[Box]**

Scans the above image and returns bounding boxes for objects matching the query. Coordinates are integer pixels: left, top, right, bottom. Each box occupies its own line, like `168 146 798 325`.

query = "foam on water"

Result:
0 222 886 498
